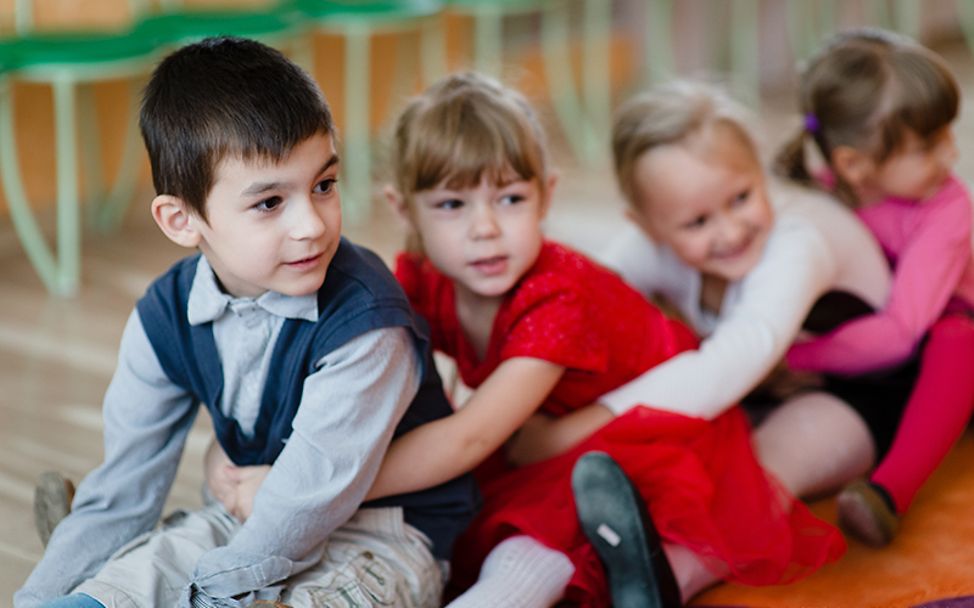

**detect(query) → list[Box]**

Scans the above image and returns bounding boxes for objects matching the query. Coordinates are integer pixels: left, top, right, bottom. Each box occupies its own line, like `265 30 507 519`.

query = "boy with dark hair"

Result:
16 36 477 608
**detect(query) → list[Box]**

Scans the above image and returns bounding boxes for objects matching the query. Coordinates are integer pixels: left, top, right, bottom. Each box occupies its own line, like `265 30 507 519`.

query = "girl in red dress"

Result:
205 72 844 607
370 72 843 607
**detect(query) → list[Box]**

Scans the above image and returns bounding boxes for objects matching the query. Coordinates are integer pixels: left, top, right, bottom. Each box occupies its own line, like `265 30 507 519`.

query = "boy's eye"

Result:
314 178 337 194
499 194 525 206
255 196 283 212
435 198 464 210
682 215 708 230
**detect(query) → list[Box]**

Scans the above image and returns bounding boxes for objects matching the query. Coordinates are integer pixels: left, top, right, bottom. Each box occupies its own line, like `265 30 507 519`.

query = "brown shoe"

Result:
836 480 899 548
34 471 75 547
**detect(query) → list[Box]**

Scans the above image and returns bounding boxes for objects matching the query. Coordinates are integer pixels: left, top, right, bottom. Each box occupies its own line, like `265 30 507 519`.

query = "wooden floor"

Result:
4 39 974 606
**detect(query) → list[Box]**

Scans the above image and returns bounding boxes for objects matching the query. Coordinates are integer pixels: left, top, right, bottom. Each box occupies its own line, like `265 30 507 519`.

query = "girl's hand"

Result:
226 464 271 521
506 403 614 466
204 439 238 511
506 413 556 466
203 439 271 521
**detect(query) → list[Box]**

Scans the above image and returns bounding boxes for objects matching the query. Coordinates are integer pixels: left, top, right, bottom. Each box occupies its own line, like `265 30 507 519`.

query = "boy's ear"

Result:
831 145 873 191
151 195 203 248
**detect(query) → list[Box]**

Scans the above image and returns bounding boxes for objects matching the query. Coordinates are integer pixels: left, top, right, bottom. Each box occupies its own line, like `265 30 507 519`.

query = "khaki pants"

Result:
75 505 444 608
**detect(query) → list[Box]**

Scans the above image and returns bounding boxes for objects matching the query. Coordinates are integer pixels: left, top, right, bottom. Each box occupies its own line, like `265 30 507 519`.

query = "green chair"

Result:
133 2 302 50
0 16 160 295
285 0 445 224
787 0 920 63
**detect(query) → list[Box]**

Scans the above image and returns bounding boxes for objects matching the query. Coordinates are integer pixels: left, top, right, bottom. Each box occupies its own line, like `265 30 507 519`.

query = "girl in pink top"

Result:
777 28 974 547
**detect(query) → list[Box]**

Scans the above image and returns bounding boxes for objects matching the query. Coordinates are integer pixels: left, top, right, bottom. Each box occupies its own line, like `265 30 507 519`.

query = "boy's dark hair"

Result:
140 36 335 219
776 28 959 201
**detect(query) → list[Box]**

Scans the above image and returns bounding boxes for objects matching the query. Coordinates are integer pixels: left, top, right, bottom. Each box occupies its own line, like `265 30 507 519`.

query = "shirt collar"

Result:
186 256 319 325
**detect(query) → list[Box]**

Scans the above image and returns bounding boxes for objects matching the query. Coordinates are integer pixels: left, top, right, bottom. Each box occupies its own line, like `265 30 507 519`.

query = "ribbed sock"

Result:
446 535 575 608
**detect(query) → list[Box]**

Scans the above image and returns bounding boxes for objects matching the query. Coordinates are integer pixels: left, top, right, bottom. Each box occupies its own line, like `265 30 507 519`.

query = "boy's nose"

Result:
290 200 327 240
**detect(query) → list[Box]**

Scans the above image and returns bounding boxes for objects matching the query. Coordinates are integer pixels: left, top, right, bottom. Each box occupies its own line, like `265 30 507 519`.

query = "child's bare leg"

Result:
446 536 575 608
753 391 875 499
664 544 722 603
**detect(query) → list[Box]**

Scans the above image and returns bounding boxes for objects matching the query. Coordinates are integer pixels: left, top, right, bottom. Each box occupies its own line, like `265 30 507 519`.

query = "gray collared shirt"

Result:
16 256 421 608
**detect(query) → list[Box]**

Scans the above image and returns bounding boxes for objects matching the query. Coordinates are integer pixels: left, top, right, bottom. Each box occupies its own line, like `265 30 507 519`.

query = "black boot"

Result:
572 452 681 608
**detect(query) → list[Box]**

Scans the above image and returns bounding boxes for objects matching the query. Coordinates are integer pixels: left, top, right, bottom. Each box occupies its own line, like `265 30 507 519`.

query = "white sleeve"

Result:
600 219 836 419
597 223 677 298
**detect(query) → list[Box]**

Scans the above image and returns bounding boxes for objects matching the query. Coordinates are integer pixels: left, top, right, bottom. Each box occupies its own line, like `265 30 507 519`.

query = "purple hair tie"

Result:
804 113 820 134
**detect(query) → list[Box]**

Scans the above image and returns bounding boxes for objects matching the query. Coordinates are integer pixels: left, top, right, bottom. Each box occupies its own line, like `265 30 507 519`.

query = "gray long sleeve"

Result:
185 327 420 605
16 311 199 607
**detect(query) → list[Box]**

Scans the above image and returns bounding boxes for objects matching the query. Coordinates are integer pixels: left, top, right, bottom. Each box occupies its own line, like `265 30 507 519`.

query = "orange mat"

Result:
691 433 974 607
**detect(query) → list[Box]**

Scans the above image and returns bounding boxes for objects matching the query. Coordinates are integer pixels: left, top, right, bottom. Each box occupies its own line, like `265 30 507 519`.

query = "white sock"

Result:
447 535 575 608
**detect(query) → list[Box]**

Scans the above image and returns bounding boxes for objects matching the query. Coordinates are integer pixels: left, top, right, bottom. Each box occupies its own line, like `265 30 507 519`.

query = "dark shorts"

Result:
745 290 922 460
821 356 920 460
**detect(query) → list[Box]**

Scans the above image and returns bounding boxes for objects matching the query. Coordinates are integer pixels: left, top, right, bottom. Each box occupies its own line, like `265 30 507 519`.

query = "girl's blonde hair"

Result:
390 72 550 204
776 28 959 199
612 80 759 209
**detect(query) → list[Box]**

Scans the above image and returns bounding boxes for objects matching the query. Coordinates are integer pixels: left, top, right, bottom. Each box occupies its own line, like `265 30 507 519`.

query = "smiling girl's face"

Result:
627 125 774 282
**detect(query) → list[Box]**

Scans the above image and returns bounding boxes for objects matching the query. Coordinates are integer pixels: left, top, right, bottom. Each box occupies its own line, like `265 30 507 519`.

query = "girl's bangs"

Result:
406 103 542 194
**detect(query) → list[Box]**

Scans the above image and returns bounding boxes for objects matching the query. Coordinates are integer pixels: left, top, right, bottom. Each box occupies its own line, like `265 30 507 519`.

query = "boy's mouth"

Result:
285 253 323 268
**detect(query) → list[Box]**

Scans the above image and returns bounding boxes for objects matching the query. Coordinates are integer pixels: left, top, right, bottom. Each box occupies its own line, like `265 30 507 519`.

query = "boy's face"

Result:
195 133 342 298
628 131 773 283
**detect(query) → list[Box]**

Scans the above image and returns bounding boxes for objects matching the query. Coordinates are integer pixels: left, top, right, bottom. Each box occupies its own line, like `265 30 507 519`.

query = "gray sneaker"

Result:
34 471 75 547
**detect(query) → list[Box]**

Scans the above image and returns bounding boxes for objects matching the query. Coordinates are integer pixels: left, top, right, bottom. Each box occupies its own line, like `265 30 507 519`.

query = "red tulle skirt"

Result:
449 406 846 606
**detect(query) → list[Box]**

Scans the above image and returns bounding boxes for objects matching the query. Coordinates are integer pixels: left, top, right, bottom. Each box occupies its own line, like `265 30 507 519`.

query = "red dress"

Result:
396 242 844 606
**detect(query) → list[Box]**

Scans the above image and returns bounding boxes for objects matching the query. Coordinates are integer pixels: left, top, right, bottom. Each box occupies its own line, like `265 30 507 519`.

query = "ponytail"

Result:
774 129 814 186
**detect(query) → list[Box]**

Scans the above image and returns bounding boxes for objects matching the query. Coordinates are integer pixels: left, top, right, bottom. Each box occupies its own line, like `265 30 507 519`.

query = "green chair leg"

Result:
344 22 372 225
582 0 612 157
92 79 144 232
472 4 503 75
730 0 760 107
53 77 81 296
421 13 447 84
892 0 921 39
0 78 81 296
80 84 107 228
541 0 598 163
645 0 674 86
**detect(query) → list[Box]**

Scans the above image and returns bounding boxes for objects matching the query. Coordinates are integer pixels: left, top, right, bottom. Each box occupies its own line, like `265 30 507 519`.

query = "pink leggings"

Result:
872 314 974 512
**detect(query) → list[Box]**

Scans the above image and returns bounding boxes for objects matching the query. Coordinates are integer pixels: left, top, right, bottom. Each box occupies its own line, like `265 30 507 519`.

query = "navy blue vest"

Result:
136 238 478 558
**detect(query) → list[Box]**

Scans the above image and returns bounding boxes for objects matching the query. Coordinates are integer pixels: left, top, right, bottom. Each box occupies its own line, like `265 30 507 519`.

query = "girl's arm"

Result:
599 219 835 420
506 404 614 466
366 356 564 500
207 357 564 519
787 181 973 374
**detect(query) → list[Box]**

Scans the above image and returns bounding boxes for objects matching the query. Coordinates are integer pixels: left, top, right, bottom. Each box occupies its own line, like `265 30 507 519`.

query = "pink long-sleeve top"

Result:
787 176 974 375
